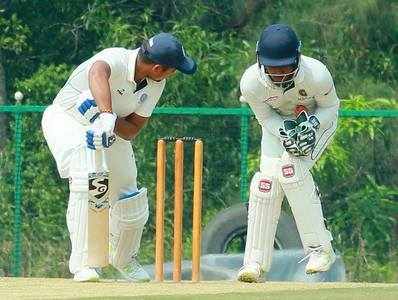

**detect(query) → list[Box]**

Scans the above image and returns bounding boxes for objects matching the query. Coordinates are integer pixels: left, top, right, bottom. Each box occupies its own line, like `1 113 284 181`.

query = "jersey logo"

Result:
299 89 307 96
117 88 126 95
138 93 148 104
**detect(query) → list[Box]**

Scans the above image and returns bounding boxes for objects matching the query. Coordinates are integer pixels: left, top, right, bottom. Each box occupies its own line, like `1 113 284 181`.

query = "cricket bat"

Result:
87 148 110 267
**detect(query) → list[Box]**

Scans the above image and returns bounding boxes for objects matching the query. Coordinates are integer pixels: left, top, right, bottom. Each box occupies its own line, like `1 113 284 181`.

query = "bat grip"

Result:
86 148 109 173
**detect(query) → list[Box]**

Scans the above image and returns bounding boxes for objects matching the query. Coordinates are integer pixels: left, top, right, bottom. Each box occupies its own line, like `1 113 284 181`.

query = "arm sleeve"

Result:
135 82 166 117
314 67 340 128
240 91 284 138
88 49 125 81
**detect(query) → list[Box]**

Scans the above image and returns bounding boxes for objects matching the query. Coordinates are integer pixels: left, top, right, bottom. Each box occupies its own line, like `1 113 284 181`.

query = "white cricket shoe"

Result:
73 267 100 282
116 257 151 282
237 262 263 283
304 245 336 274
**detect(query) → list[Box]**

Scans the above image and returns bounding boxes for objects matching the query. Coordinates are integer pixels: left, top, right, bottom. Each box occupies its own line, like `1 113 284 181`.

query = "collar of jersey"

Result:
127 48 165 86
127 48 139 83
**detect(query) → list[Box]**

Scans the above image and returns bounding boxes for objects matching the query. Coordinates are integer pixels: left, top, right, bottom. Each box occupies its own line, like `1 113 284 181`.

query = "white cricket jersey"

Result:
240 55 339 136
53 47 166 118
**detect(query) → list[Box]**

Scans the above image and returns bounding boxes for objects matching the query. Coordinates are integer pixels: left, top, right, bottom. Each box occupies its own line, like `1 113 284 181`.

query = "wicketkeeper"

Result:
42 33 196 282
237 24 339 282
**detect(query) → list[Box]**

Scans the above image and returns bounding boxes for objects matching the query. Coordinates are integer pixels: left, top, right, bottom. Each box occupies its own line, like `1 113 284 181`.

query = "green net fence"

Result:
0 105 397 280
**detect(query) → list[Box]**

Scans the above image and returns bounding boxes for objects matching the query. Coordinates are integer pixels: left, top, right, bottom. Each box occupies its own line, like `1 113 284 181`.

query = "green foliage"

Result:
0 64 73 276
314 97 398 282
15 64 72 105
0 0 397 282
0 12 29 53
239 0 398 99
330 179 397 282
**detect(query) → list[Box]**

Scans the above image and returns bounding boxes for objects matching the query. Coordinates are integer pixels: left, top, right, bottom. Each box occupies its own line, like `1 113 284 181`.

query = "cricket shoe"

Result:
116 257 151 282
73 267 100 282
237 262 264 283
301 245 336 274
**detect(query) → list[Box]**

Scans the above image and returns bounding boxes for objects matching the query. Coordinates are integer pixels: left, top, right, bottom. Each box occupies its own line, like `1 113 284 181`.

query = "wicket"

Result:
155 137 203 282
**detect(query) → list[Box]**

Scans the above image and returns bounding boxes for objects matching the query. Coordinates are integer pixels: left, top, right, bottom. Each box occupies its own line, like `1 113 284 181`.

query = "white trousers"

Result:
42 104 144 274
41 104 137 197
244 120 337 271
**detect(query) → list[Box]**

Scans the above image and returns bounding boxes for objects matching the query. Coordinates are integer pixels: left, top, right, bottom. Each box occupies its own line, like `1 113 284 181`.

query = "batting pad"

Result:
110 187 149 268
279 153 332 252
244 167 284 272
67 146 89 274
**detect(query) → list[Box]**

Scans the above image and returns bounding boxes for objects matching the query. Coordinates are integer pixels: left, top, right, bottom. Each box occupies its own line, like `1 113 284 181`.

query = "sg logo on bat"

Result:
88 171 110 212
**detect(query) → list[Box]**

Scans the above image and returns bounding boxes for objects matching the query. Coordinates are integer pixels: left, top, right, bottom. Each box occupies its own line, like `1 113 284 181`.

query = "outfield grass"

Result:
0 278 397 300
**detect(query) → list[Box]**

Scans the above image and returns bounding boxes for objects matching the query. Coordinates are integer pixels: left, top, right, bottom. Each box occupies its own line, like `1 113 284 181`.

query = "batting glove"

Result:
86 113 117 150
75 91 100 124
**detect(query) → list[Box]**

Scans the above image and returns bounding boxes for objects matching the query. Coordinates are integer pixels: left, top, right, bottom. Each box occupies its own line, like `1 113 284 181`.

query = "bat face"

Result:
87 149 110 268
88 171 110 211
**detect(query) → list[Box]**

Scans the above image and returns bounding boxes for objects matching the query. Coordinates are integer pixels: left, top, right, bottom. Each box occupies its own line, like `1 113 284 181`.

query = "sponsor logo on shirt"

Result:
258 179 272 192
117 88 125 95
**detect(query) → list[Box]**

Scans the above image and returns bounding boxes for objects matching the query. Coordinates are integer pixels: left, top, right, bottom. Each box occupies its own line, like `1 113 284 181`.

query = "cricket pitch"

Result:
0 278 397 300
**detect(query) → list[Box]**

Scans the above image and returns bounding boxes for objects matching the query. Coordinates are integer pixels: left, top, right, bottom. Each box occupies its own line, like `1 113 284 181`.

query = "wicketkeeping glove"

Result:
295 111 320 156
279 111 321 157
279 119 303 157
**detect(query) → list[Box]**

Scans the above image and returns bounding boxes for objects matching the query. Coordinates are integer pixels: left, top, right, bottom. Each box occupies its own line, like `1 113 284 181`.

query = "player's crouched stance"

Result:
41 33 196 282
237 24 339 282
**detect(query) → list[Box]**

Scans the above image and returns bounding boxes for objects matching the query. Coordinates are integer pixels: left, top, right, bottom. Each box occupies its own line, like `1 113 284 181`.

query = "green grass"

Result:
125 288 398 300
1 278 397 300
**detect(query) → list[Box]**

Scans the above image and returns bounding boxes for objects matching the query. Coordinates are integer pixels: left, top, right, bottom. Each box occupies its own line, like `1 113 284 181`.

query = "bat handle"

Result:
86 148 95 173
100 149 109 172
86 148 109 173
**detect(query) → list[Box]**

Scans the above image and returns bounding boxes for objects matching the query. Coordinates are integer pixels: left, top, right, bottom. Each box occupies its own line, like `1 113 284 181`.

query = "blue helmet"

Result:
257 24 301 67
256 24 301 88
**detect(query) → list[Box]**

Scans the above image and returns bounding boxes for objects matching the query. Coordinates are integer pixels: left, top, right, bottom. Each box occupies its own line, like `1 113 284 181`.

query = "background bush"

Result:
0 0 397 282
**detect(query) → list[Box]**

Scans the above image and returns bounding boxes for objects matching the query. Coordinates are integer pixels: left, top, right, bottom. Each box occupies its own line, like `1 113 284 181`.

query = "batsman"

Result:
41 33 196 282
238 24 339 282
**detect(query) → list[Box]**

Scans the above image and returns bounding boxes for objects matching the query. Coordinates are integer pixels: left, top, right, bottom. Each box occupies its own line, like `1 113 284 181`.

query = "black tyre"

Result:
201 202 301 254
